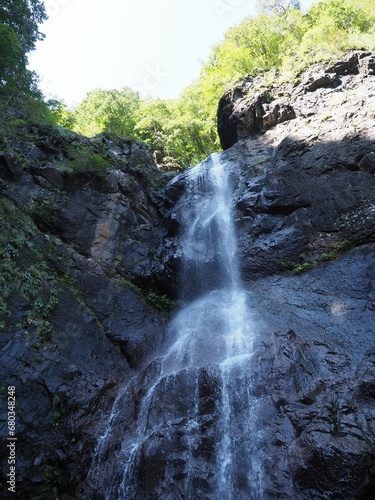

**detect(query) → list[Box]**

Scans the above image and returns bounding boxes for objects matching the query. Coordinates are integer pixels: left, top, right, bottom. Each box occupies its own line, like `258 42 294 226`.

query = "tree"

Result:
307 0 371 32
48 99 76 130
73 87 140 138
0 0 46 51
0 24 25 77
0 0 47 105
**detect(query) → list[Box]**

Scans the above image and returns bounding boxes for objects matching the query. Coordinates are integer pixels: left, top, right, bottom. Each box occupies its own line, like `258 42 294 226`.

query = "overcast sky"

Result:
28 0 314 105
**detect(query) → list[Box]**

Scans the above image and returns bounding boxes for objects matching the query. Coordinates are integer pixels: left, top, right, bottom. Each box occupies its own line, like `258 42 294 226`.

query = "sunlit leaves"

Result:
73 87 140 138
0 0 46 52
52 0 375 170
0 0 46 106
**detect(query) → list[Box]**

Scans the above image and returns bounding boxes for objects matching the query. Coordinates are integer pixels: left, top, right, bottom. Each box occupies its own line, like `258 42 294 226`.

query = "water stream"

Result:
86 153 263 499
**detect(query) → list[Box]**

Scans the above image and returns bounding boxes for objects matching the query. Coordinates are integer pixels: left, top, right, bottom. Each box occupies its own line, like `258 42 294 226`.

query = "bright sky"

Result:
28 0 314 106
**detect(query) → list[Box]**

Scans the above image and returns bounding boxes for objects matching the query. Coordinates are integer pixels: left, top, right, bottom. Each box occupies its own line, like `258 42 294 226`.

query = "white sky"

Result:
28 0 314 106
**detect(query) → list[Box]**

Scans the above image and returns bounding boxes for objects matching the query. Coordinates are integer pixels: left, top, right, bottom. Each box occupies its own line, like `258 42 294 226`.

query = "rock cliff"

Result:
1 50 375 498
0 126 174 498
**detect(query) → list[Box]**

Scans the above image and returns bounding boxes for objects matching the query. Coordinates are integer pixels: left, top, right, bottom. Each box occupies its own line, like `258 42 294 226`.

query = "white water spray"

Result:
86 153 263 499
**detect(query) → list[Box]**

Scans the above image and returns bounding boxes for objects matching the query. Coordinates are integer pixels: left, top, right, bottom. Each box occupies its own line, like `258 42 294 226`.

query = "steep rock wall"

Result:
157 51 375 498
0 127 175 498
1 50 375 498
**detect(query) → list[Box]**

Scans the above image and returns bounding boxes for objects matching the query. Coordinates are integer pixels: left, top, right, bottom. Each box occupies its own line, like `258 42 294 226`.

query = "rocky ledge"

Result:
158 50 375 498
0 127 175 498
1 50 375 498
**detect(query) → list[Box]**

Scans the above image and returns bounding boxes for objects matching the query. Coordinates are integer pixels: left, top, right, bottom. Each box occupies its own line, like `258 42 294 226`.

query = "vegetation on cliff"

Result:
52 0 375 169
1 0 375 170
0 0 49 115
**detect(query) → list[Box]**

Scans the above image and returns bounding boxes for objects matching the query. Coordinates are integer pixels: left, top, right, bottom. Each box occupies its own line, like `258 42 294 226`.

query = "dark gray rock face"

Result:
217 50 375 150
141 51 375 498
0 129 171 498
2 50 375 499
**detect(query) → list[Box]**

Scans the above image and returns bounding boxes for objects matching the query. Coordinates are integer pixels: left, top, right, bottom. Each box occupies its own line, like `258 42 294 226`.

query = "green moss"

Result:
114 273 173 314
145 290 172 311
319 253 335 262
29 196 60 226
0 193 62 334
54 145 113 178
42 465 58 485
292 262 315 274
334 239 351 251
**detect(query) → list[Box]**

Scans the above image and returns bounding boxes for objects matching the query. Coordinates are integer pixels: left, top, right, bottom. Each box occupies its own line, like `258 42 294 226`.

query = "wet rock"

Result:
2 51 375 499
0 127 172 498
217 89 296 150
216 53 375 280
217 50 375 151
103 288 167 368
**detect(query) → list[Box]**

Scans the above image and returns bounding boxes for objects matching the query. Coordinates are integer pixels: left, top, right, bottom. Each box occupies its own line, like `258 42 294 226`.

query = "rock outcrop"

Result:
0 127 174 498
156 50 375 498
1 50 375 499
215 51 375 281
217 50 375 149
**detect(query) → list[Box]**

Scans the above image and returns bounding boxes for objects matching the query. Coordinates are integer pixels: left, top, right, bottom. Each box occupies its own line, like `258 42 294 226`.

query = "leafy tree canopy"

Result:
0 0 47 108
73 87 140 138
52 0 375 170
0 0 46 52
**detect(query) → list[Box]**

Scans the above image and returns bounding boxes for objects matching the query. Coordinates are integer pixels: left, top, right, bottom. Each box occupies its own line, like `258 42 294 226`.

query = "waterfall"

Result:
85 153 262 499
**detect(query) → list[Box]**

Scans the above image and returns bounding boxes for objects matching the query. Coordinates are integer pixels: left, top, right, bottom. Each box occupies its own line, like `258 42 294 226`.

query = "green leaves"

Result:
52 0 375 171
307 0 371 33
0 0 46 107
0 23 25 76
0 196 60 333
0 0 46 52
73 87 141 138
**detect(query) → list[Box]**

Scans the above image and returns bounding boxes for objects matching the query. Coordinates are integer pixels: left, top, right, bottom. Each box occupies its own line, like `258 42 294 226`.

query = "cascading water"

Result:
85 153 263 499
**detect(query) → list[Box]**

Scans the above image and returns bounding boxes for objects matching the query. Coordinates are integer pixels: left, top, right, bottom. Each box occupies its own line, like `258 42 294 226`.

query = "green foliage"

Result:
0 0 46 52
48 99 76 130
72 87 140 138
42 464 58 485
58 148 112 177
0 194 61 334
292 261 316 274
307 0 371 32
256 0 301 14
52 0 375 170
0 23 25 76
0 0 47 107
319 252 335 261
114 273 173 313
145 289 172 311
30 196 59 226
135 94 218 169
334 239 351 251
